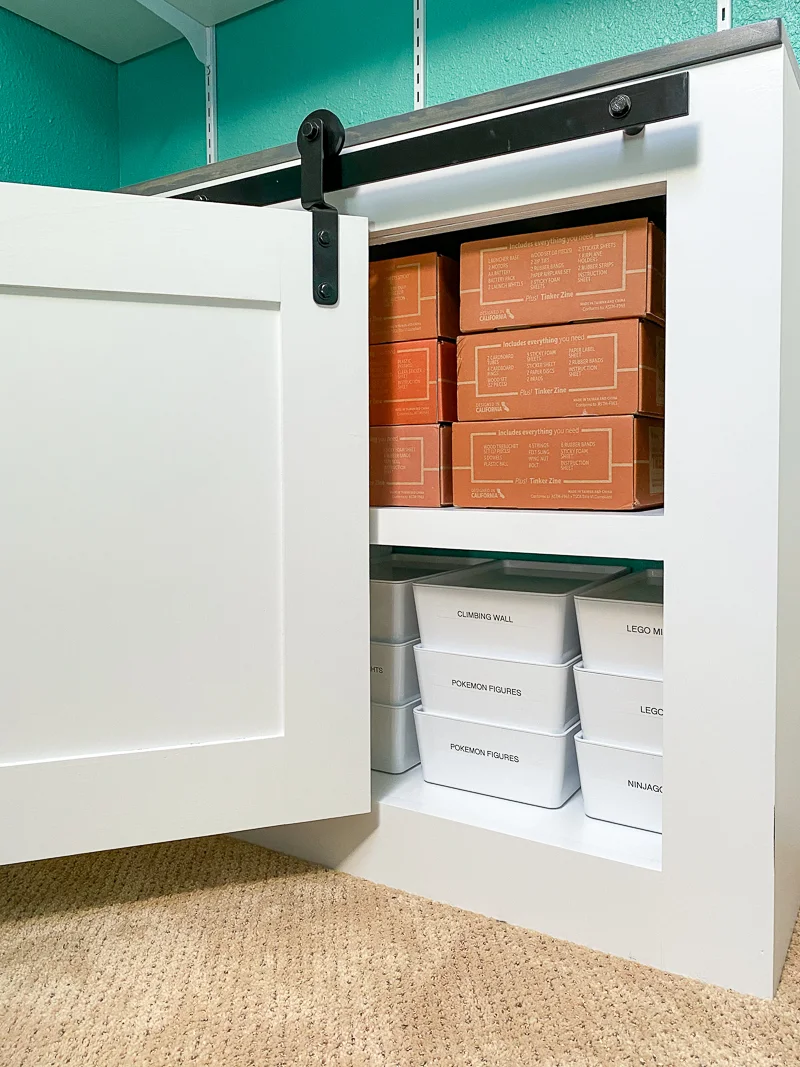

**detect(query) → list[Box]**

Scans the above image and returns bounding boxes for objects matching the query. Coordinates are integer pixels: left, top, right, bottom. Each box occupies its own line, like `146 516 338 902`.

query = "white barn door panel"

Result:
0 183 370 864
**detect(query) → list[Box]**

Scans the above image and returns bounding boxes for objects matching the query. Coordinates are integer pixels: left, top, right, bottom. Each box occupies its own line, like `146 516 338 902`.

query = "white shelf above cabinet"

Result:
370 506 665 562
2 0 276 62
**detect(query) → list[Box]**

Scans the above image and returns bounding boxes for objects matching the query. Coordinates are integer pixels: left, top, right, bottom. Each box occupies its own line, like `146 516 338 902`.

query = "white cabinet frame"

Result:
142 32 800 998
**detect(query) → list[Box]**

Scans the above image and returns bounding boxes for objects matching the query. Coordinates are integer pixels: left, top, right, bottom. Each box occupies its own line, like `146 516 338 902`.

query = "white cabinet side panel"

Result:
660 50 783 998
774 50 800 989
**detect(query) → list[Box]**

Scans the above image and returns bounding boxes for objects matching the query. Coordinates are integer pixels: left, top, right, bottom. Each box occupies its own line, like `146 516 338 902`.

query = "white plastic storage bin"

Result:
371 699 420 774
574 569 664 679
412 560 627 664
370 638 419 705
574 663 663 753
413 706 580 808
370 554 488 642
575 732 663 833
414 645 579 732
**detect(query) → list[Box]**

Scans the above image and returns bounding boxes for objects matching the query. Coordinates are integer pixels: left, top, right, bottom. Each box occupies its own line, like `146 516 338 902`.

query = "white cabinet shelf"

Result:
370 506 665 561
374 767 662 870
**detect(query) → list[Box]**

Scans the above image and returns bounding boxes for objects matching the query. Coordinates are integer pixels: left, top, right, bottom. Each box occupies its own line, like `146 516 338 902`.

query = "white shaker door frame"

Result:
0 183 370 864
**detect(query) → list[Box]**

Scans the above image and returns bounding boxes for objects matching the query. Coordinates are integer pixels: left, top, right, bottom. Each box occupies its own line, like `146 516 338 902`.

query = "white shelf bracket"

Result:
414 0 426 110
717 0 732 31
133 0 218 165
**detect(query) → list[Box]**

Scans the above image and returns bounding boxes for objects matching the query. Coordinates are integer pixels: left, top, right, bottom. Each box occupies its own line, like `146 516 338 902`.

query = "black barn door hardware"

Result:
188 69 689 217
297 109 345 306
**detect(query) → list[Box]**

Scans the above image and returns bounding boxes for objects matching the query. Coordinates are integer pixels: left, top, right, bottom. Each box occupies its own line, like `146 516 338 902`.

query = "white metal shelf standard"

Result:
414 0 426 110
239 41 800 998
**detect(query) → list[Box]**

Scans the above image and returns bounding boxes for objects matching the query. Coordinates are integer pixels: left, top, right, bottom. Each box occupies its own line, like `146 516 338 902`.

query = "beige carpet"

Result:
1 836 798 1067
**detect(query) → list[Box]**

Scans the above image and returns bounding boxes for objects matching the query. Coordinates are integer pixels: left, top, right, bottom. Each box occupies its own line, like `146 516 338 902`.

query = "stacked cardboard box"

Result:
369 252 459 507
454 218 666 511
368 218 666 511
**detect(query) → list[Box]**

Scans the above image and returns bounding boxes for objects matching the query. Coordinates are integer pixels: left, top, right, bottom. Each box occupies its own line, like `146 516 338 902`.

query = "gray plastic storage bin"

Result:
370 638 420 705
371 699 420 774
370 554 488 642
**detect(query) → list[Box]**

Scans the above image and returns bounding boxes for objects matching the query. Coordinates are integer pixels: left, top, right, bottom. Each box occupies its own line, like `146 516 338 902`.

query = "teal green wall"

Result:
217 0 410 163
118 39 205 188
735 0 800 37
0 7 118 190
117 0 800 187
119 0 409 186
427 0 712 104
1 0 799 191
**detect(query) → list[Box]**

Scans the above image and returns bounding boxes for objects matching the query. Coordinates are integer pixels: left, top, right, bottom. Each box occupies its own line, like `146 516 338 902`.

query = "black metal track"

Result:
180 72 688 207
125 20 779 199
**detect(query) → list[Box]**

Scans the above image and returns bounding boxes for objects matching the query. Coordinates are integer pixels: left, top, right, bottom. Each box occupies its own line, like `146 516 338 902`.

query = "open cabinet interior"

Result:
364 194 667 883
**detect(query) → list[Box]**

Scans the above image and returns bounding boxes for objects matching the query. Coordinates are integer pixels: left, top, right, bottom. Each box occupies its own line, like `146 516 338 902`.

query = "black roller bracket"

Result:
187 73 688 210
297 109 345 306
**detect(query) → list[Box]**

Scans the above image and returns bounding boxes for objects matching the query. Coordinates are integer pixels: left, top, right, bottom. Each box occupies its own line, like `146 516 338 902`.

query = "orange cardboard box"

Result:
457 319 665 421
460 218 665 333
370 339 457 426
370 424 453 507
370 252 459 344
453 416 663 511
